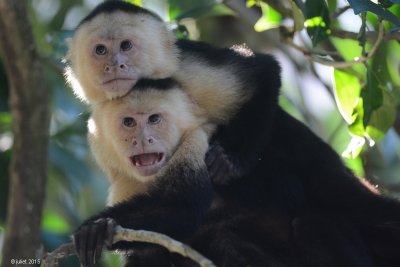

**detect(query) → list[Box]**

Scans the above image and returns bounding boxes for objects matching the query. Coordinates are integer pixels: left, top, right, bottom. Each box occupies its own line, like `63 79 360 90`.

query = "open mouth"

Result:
130 153 164 167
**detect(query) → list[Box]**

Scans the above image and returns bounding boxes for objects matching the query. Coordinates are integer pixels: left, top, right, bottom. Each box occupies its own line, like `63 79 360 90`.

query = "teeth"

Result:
131 153 163 167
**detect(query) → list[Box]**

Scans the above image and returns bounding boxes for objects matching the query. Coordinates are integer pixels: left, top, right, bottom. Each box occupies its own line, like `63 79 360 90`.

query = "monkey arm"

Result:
207 54 281 184
176 40 282 183
73 128 212 267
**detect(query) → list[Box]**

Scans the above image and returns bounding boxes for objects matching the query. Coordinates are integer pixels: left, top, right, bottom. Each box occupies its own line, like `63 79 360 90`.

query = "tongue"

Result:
133 153 160 166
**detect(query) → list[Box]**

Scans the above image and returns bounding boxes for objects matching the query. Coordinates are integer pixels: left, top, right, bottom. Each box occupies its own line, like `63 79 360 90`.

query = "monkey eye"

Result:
95 44 107 55
120 40 133 51
123 117 136 127
148 114 161 124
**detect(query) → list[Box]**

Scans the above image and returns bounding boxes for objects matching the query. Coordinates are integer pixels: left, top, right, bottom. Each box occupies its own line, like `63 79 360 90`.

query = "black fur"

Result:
73 2 400 267
177 39 400 267
133 78 178 92
186 42 400 266
77 0 161 28
73 158 212 267
178 39 281 178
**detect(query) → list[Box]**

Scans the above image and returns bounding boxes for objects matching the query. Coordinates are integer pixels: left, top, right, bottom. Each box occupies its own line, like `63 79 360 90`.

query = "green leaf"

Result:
333 69 362 124
171 0 235 21
366 90 396 141
254 2 282 32
342 97 367 158
348 97 365 137
331 37 366 77
42 210 71 234
370 42 392 86
347 0 400 26
246 0 257 8
344 156 365 177
386 41 400 86
342 135 365 158
342 71 396 157
304 0 331 45
127 0 142 7
361 69 384 126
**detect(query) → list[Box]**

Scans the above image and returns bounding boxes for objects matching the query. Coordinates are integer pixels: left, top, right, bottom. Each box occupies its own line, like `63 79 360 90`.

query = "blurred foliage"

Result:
246 0 400 193
0 0 399 266
250 0 400 158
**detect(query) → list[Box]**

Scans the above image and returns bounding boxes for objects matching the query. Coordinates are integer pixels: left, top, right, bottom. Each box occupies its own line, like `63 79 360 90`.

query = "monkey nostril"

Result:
133 140 138 146
148 138 154 144
104 66 110 72
119 64 126 69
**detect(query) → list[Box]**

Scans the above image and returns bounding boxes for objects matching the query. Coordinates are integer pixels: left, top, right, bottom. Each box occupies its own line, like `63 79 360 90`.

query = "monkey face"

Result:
118 111 172 177
88 88 198 183
105 106 180 180
66 11 179 104
88 35 138 99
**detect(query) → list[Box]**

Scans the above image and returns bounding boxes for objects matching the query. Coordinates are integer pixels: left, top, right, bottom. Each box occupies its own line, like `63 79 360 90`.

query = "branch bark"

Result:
0 1 50 266
41 226 216 267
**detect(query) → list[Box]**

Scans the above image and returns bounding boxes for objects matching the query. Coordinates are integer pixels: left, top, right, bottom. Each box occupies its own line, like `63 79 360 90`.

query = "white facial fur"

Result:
66 11 179 104
88 88 202 184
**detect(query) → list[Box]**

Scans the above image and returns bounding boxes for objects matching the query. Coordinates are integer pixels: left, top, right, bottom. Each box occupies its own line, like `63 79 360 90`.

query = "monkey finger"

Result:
71 233 82 263
74 226 89 267
94 219 108 264
86 224 100 267
105 218 117 248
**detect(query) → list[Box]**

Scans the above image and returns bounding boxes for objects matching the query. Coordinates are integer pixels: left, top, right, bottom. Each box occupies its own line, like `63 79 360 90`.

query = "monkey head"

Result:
88 87 199 183
66 6 179 104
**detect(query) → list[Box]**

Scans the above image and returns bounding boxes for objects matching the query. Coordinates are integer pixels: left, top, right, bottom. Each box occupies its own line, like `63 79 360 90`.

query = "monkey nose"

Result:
132 137 154 146
104 64 127 73
104 65 111 73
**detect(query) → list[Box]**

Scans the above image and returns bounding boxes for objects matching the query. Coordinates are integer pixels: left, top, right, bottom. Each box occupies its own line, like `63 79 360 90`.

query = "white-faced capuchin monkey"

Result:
76 78 213 267
65 1 266 128
88 78 211 205
68 2 400 267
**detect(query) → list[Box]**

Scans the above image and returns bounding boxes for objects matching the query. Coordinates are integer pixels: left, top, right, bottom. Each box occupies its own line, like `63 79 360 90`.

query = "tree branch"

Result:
331 28 400 42
284 19 385 68
41 226 216 267
0 1 50 266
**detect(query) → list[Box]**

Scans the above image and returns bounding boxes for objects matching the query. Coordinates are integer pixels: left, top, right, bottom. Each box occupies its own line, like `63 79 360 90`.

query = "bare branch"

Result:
40 244 76 267
331 5 352 20
41 226 216 267
331 28 400 42
285 19 385 68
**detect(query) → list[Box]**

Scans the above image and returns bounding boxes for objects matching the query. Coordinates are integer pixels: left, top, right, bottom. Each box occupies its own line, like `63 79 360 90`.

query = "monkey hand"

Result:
206 142 241 185
72 217 117 267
